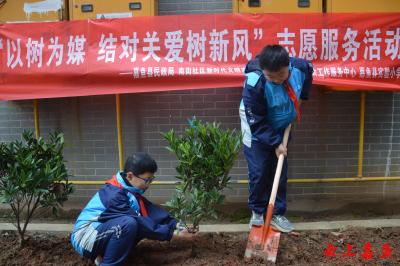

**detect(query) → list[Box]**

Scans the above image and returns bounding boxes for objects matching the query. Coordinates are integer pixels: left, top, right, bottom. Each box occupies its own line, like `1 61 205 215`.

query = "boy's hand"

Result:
275 144 287 158
172 222 198 239
173 228 198 239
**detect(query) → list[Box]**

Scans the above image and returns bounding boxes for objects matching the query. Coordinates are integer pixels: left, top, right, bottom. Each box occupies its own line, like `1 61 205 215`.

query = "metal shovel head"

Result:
244 225 281 263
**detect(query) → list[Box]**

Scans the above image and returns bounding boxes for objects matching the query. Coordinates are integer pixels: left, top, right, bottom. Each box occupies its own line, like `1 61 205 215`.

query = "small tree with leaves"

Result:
0 131 73 246
164 118 241 233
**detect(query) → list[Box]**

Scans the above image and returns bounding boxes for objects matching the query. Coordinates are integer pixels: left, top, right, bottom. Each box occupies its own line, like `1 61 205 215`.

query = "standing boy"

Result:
239 45 313 232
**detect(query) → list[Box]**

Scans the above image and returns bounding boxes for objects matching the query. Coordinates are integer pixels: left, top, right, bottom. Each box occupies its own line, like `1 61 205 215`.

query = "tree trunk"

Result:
17 231 26 248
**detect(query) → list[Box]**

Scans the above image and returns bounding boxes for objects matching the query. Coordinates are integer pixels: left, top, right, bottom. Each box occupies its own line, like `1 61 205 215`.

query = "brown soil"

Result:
0 227 399 266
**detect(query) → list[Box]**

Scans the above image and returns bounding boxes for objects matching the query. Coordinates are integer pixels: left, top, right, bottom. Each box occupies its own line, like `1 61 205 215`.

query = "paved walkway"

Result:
1 218 399 233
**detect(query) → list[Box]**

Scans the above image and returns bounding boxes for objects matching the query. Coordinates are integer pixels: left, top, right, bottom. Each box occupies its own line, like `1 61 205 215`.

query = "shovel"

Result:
244 123 291 263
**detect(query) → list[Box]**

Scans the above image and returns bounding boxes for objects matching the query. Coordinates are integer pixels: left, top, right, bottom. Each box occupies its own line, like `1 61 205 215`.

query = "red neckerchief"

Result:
105 175 148 217
134 193 149 217
284 77 301 123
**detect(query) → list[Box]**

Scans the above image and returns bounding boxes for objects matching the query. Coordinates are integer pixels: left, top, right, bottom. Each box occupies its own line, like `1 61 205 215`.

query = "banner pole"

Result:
116 94 124 171
33 99 40 139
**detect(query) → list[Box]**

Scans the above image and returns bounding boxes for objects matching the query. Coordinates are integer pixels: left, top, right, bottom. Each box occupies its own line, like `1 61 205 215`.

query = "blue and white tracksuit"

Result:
239 57 313 215
70 172 177 266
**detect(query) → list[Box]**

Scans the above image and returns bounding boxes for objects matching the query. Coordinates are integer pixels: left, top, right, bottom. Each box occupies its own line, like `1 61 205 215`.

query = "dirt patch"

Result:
0 232 92 266
0 227 399 266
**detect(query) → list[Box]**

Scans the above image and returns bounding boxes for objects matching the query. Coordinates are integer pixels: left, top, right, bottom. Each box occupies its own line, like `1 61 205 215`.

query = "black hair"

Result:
124 152 158 175
259 44 289 72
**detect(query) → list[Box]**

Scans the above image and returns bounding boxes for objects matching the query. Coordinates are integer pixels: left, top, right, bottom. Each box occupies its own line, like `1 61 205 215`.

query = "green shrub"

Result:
0 131 73 245
164 118 241 232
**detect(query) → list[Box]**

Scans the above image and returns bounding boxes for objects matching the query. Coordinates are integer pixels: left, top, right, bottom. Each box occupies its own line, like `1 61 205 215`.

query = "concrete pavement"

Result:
1 218 399 233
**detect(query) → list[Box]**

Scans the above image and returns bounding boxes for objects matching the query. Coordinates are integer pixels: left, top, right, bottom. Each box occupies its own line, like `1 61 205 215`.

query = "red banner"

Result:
0 13 399 100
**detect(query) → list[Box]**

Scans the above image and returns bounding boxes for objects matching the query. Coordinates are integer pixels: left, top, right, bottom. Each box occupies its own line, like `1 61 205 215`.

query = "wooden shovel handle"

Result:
269 124 291 205
260 123 292 248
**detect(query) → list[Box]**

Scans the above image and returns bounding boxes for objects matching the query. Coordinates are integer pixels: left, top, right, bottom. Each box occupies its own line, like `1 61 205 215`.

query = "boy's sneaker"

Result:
271 215 294 233
94 255 103 266
249 211 264 229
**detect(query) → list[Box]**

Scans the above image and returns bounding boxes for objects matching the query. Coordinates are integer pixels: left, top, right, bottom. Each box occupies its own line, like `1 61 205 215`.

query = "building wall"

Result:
0 0 399 209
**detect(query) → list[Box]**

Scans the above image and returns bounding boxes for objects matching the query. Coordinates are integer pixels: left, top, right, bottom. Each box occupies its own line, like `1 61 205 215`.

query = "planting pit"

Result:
1 227 399 265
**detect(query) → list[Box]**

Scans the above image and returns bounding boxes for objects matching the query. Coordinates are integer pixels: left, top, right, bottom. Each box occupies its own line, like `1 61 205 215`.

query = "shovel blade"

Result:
263 226 281 263
244 225 281 263
244 225 264 258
